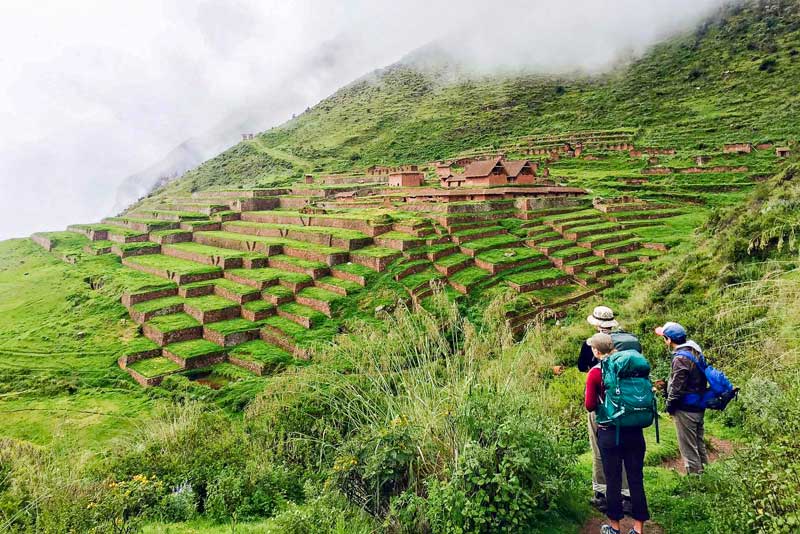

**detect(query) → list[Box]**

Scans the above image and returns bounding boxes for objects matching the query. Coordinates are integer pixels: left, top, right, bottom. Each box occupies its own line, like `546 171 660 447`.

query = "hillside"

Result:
2 2 800 533
146 1 800 195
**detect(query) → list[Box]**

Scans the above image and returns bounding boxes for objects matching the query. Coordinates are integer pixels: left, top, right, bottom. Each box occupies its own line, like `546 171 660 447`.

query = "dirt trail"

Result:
660 436 734 474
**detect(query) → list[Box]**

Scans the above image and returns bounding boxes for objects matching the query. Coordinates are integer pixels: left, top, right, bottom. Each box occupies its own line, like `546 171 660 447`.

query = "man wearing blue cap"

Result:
655 322 709 474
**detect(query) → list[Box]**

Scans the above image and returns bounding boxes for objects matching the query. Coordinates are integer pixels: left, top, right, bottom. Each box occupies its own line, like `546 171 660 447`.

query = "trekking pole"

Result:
654 398 660 444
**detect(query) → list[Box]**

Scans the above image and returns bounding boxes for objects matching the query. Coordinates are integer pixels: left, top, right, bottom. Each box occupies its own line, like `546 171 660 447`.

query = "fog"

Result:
0 0 730 240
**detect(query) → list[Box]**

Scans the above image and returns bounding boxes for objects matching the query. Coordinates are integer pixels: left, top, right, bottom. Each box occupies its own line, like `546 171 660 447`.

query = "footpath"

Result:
578 416 735 534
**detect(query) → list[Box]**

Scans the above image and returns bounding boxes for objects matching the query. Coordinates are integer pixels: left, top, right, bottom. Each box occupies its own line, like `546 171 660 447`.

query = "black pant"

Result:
598 426 650 522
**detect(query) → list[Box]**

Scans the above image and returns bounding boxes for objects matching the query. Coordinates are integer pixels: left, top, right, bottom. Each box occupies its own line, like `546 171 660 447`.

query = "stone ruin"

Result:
723 143 752 154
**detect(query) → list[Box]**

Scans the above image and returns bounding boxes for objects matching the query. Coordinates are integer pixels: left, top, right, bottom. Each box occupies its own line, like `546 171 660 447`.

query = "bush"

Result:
204 463 297 521
425 392 577 534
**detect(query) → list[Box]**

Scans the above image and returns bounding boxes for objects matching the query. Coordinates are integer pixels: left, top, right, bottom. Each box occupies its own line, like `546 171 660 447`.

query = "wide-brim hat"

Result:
587 306 619 329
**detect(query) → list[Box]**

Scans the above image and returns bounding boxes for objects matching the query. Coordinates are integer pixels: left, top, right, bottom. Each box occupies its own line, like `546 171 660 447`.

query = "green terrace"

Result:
350 246 401 258
475 247 548 266
184 294 239 312
225 267 312 288
164 339 226 361
196 230 350 256
505 268 568 287
460 234 521 254
164 241 253 259
264 285 295 300
146 313 201 333
228 340 294 373
448 266 492 290
222 220 371 240
127 357 181 378
123 254 222 275
204 318 265 336
297 286 345 304
315 275 363 294
263 315 338 348
434 253 472 268
399 269 443 291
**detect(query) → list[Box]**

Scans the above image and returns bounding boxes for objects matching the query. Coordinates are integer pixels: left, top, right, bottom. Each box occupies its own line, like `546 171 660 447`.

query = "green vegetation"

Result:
350 246 399 258
184 295 238 312
270 254 327 270
224 220 369 240
505 268 567 286
460 234 521 252
298 286 343 303
146 313 200 332
204 318 263 336
241 299 275 313
6 3 800 532
126 254 221 275
434 252 471 268
128 357 181 378
263 285 294 299
278 302 326 323
316 275 363 293
164 339 225 360
209 277 260 296
131 296 186 314
448 266 491 287
331 262 377 280
476 247 545 264
166 241 249 259
228 340 293 370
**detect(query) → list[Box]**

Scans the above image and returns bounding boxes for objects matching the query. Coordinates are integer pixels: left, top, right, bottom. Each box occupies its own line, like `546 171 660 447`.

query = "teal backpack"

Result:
595 349 659 443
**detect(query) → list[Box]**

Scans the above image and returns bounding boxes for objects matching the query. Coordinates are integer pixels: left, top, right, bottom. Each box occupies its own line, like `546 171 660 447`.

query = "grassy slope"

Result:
0 239 153 450
2 3 800 532
149 1 800 196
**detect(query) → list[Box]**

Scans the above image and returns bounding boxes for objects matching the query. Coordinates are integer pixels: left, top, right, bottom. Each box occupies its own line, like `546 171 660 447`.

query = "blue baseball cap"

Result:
655 322 687 343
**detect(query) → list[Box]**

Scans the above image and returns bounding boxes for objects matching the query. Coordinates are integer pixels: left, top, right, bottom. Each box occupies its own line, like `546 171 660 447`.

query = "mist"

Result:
0 0 731 241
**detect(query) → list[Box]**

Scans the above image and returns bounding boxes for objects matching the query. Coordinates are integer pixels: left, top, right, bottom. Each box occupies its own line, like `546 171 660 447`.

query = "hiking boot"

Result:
600 525 620 534
590 491 608 512
622 496 633 516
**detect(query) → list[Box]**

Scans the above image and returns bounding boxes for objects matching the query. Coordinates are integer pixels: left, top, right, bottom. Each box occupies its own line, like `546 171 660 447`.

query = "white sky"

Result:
0 0 727 240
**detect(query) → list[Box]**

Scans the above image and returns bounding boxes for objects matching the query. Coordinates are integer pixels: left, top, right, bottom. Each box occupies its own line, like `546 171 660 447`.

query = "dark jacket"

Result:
578 330 642 372
666 343 708 413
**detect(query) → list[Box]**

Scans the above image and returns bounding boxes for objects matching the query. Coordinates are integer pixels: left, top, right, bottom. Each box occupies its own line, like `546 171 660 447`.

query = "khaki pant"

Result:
674 410 708 474
588 411 629 496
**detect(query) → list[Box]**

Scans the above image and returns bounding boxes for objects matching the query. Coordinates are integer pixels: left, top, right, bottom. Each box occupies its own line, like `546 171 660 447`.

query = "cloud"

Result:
0 0 729 240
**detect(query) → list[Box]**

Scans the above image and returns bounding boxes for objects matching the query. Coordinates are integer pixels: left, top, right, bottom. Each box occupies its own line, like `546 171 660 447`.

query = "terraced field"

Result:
31 134 788 387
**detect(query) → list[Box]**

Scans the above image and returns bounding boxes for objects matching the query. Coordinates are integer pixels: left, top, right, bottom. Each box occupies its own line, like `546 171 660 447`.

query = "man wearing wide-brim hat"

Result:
580 306 642 513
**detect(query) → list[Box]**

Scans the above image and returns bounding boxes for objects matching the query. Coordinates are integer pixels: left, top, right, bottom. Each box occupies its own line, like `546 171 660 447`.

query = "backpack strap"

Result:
674 349 707 370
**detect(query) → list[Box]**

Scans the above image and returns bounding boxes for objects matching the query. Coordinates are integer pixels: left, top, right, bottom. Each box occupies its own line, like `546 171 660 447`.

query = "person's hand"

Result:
654 379 667 395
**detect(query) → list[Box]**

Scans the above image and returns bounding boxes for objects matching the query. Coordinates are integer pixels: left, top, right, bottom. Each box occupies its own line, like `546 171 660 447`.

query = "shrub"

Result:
204 463 297 521
426 393 576 534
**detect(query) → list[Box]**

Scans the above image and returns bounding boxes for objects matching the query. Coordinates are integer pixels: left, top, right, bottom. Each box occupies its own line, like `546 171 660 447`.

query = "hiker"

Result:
585 333 651 534
655 322 709 474
579 306 641 371
580 306 641 512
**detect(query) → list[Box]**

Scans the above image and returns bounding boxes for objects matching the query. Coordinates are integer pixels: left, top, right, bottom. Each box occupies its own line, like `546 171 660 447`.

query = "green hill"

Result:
3 2 800 533
151 1 800 195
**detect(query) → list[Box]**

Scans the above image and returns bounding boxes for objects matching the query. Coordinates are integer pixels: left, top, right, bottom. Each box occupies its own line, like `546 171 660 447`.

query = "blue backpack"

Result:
675 349 738 410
